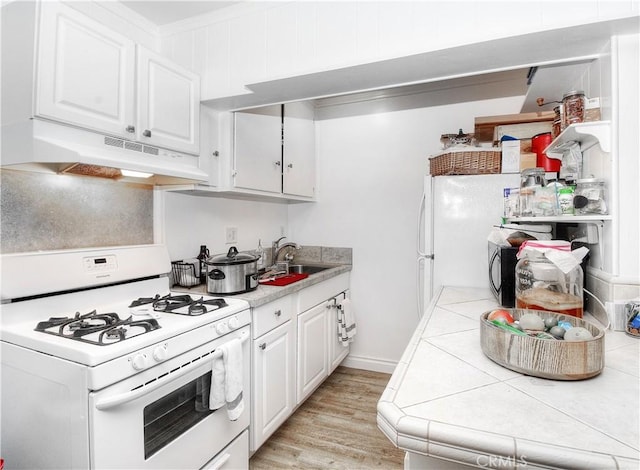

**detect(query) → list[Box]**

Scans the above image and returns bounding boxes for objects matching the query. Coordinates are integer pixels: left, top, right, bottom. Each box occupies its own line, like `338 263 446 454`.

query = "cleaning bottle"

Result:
197 245 210 284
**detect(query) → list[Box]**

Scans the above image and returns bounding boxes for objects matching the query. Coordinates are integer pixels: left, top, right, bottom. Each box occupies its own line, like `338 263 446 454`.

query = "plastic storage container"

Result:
558 186 575 215
515 241 584 318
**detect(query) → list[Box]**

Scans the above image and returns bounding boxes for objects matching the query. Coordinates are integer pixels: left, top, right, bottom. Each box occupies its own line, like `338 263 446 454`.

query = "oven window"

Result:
144 371 214 459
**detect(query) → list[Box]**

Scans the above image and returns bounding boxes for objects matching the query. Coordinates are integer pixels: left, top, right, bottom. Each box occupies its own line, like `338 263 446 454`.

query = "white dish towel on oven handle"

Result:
209 337 244 421
337 297 356 347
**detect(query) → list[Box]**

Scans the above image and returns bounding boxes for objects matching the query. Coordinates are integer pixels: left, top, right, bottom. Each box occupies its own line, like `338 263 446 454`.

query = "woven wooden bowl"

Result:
480 309 605 380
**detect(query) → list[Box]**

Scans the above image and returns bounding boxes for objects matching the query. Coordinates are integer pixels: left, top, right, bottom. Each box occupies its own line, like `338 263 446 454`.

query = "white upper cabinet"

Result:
35 2 199 155
233 105 282 193
232 102 316 200
283 101 316 198
36 1 135 138
137 48 200 154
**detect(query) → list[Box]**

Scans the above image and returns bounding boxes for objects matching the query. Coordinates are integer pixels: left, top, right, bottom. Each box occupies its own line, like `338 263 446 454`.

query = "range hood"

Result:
1 119 209 185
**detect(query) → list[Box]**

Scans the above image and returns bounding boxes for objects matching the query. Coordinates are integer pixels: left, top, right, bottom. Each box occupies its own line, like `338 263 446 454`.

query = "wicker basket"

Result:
429 149 501 176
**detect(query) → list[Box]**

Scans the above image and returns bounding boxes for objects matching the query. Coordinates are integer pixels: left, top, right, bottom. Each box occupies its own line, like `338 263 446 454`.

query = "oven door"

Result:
89 326 250 470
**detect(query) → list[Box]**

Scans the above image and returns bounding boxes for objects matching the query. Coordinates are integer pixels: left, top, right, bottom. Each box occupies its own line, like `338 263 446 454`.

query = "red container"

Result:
531 132 560 172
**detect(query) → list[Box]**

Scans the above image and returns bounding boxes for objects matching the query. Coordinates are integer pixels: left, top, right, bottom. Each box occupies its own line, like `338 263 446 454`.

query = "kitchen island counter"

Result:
377 286 639 469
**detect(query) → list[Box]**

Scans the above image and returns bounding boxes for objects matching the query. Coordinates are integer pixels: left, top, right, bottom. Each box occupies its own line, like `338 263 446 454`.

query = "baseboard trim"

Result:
342 354 398 374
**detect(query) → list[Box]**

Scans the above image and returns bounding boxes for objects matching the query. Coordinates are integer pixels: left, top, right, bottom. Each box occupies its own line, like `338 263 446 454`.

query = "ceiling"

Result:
120 1 240 25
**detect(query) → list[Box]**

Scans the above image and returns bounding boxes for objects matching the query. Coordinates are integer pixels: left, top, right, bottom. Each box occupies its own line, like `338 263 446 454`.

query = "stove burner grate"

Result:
151 294 194 313
35 310 161 346
187 297 228 316
33 294 230 346
96 317 161 345
129 294 228 316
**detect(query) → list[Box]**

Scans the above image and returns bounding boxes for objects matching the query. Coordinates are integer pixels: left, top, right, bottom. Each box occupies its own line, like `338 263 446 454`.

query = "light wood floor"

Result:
249 366 405 470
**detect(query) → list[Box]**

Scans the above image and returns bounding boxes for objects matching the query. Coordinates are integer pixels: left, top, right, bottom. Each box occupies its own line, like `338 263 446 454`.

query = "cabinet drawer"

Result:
202 429 248 470
252 296 293 339
297 272 350 312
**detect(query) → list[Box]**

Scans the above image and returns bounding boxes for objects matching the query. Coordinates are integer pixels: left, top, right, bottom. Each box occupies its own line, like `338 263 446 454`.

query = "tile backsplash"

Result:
0 169 154 253
288 245 352 265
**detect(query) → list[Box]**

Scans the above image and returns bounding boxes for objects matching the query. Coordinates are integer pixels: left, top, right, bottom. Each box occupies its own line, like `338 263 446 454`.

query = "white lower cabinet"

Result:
249 272 351 453
250 297 295 453
296 290 350 405
296 302 329 404
295 272 351 405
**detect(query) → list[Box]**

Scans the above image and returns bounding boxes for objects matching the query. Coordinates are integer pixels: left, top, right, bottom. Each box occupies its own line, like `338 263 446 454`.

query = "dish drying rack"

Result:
258 267 289 283
171 261 201 287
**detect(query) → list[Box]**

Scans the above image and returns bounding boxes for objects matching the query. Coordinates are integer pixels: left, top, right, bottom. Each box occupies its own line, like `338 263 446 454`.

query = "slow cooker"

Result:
205 246 259 295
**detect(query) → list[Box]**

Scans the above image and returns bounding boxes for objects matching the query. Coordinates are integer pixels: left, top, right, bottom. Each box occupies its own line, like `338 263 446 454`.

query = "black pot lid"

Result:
206 246 258 265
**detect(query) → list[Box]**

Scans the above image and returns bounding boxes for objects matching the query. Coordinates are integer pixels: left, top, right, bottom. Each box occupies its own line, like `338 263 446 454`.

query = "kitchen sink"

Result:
288 264 332 275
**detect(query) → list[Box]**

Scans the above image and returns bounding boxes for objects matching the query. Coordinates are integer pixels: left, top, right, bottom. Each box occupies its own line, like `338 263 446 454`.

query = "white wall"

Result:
161 192 288 262
288 95 524 372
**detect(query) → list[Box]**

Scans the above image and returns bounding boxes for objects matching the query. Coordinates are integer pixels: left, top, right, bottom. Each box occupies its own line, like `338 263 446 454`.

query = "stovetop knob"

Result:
153 345 168 362
228 316 240 330
216 322 229 335
131 353 148 371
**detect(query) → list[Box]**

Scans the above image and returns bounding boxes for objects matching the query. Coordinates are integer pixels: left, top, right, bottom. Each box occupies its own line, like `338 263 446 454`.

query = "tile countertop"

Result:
173 264 351 308
377 286 640 470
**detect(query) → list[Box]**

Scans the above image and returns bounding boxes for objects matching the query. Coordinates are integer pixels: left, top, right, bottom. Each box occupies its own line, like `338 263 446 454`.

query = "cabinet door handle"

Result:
274 161 281 166
274 309 282 317
287 163 293 169
142 129 152 137
259 343 266 350
125 125 135 133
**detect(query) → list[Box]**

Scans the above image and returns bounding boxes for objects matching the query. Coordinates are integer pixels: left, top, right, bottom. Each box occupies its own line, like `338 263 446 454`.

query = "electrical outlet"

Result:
225 227 238 244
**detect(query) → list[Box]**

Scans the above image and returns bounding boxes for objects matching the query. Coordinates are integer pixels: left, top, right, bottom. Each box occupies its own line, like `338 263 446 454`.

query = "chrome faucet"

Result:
272 237 301 264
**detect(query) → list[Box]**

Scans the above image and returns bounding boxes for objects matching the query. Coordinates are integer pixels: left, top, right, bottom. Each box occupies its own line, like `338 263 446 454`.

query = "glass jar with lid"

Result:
574 178 607 215
562 90 586 127
515 240 585 318
552 105 563 138
519 168 546 216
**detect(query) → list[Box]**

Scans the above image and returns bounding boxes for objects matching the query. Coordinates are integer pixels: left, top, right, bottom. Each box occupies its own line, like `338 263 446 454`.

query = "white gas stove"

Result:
1 245 251 469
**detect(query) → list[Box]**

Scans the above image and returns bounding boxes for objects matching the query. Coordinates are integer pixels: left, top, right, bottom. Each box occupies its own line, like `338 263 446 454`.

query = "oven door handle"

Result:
95 331 249 411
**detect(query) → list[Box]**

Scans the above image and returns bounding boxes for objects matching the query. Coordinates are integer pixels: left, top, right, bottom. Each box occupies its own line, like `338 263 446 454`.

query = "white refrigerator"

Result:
417 173 521 315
